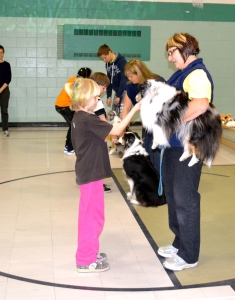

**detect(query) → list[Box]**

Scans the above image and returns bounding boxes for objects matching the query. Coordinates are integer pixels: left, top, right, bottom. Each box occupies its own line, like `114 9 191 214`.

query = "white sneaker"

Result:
63 147 68 153
158 245 178 258
163 254 198 271
67 150 75 155
3 130 9 137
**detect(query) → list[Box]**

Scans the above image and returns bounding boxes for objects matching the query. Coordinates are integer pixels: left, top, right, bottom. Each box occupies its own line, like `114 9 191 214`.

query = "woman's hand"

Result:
113 97 120 105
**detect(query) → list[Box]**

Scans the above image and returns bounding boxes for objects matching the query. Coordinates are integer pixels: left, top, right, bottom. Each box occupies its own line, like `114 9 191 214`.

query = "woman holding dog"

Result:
157 33 214 271
122 59 165 172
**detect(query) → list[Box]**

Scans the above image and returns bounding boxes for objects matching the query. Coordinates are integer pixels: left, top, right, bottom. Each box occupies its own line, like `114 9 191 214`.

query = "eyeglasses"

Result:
168 48 178 56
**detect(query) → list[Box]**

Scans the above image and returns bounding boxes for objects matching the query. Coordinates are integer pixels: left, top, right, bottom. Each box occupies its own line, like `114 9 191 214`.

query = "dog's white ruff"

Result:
121 138 149 160
120 135 148 205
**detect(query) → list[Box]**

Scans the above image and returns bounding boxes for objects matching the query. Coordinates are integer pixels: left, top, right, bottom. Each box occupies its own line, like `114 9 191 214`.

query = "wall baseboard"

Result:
2 121 142 128
3 122 68 127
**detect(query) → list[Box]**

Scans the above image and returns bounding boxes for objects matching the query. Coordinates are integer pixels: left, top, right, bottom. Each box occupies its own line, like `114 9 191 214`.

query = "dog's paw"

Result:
179 151 191 161
130 199 141 205
188 154 199 167
151 142 158 150
127 192 132 200
109 148 116 155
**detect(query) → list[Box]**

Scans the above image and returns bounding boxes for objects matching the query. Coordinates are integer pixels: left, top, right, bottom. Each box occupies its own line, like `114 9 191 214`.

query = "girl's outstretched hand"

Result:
134 101 141 111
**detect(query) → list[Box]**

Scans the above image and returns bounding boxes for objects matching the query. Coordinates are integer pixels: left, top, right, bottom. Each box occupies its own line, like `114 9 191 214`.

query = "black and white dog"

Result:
138 80 222 167
119 132 166 207
107 110 124 157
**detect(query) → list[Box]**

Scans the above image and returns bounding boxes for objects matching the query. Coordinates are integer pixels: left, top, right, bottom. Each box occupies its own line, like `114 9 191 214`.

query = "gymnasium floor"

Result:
0 127 235 300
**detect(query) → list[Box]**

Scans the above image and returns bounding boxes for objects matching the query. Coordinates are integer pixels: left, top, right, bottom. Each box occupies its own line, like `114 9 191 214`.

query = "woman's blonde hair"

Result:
65 77 100 111
124 59 160 85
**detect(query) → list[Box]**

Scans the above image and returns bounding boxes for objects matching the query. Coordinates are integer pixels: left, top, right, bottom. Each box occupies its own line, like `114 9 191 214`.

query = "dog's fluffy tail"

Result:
178 104 222 167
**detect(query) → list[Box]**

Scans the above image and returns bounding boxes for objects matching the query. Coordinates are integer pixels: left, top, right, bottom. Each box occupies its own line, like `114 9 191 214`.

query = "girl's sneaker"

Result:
97 253 107 262
76 260 110 273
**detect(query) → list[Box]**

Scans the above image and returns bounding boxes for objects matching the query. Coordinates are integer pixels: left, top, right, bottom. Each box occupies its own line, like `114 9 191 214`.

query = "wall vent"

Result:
63 25 150 61
73 53 141 58
74 29 142 37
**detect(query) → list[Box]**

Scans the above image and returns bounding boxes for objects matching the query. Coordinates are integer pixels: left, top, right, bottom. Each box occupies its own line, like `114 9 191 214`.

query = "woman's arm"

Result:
183 97 209 122
183 70 211 122
121 92 133 120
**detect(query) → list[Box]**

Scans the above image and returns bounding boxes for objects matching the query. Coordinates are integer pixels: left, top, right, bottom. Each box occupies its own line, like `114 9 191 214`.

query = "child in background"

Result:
97 44 128 117
91 72 109 121
65 77 140 272
91 72 112 193
55 68 92 155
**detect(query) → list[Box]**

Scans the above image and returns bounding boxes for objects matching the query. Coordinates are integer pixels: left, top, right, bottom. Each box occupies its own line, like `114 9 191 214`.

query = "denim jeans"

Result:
0 87 10 131
55 105 74 151
111 91 126 117
163 147 202 264
142 130 161 173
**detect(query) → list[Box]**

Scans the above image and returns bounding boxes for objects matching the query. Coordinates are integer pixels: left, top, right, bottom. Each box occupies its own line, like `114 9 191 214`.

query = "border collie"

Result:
138 80 222 167
107 110 124 158
119 132 166 207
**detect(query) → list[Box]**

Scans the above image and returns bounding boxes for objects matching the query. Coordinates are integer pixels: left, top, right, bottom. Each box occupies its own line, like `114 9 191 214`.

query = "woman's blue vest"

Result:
166 58 214 147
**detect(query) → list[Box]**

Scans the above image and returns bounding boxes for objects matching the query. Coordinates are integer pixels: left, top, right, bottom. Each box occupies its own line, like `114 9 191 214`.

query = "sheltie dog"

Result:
138 80 222 167
119 132 166 207
107 110 124 158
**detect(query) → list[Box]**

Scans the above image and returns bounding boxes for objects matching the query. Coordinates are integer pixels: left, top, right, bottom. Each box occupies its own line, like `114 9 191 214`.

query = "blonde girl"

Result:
65 77 140 273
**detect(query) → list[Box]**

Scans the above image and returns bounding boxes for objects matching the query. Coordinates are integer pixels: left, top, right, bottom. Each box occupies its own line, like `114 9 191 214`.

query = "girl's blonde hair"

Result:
65 77 100 111
124 59 160 85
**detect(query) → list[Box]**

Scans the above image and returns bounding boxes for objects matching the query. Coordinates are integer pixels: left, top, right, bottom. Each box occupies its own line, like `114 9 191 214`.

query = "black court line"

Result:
0 169 230 186
0 170 74 185
0 170 234 292
201 172 230 177
0 270 235 291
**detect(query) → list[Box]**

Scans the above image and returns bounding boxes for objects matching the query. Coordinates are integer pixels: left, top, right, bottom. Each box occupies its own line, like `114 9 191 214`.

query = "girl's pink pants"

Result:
75 179 104 266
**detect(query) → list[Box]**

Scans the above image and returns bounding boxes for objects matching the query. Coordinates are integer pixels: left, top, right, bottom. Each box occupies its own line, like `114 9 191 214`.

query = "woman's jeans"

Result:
111 91 126 117
0 87 10 131
55 105 74 151
142 130 161 173
163 147 202 264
